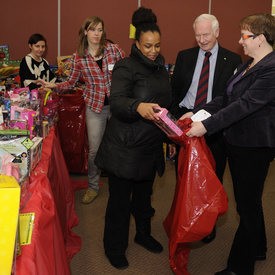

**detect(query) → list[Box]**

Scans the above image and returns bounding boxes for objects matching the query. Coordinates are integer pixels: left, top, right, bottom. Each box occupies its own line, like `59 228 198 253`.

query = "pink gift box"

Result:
153 107 183 136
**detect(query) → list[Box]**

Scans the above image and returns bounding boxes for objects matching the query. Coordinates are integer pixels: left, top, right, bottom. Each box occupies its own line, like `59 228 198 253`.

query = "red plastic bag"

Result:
163 119 228 275
57 90 89 175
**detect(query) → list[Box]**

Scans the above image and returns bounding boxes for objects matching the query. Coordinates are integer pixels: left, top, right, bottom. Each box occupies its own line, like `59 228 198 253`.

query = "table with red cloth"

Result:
15 127 81 275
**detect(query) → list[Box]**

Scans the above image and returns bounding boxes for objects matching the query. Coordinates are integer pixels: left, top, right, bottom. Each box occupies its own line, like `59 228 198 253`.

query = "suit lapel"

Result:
213 47 227 86
186 47 200 87
233 51 274 82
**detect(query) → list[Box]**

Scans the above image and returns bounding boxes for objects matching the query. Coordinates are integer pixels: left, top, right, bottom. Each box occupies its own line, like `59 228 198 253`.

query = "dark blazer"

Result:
201 51 275 148
171 45 242 119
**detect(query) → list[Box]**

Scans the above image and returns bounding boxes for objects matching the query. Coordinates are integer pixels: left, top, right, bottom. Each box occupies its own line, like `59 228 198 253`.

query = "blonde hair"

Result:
77 16 106 58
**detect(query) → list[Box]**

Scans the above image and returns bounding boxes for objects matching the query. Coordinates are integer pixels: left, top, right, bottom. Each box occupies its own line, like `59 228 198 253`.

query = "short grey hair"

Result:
193 14 219 33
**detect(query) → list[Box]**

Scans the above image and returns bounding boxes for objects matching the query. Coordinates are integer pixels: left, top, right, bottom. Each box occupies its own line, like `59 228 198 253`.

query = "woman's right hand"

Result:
186 121 207 137
35 79 57 89
137 102 160 122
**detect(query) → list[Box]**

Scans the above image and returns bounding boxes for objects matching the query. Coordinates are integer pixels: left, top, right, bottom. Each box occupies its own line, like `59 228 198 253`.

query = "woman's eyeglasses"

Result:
241 34 257 40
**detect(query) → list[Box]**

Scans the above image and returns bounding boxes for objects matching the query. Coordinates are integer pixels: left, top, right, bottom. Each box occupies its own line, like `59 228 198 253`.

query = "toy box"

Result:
0 129 33 184
153 107 183 136
7 87 31 102
57 55 72 77
0 162 19 183
0 106 5 129
0 45 9 63
42 121 49 138
10 105 23 120
30 99 42 137
31 89 38 100
14 108 37 139
29 137 43 171
8 120 27 130
19 176 30 210
0 175 20 275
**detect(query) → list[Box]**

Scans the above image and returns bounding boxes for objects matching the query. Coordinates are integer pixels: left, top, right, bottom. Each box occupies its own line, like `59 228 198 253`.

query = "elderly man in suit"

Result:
171 13 242 243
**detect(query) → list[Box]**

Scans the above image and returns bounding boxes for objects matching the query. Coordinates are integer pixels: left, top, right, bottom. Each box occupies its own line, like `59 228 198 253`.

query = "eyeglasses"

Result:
241 34 257 40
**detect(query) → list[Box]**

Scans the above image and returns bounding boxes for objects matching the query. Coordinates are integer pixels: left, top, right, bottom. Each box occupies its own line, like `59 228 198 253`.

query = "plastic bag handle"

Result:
44 90 52 106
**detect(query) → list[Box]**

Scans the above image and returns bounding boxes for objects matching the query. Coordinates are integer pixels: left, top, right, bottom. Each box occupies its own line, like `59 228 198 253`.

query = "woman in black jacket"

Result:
95 7 176 270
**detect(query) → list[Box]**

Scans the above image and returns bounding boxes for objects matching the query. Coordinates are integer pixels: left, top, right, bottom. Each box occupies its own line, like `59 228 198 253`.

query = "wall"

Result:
0 0 272 65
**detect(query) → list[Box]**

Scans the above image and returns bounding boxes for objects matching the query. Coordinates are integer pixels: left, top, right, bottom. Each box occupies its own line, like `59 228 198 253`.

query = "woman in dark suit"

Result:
181 13 275 275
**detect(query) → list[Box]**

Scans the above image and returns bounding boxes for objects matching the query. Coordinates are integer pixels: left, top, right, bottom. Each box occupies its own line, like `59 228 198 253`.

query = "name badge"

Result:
108 64 114 72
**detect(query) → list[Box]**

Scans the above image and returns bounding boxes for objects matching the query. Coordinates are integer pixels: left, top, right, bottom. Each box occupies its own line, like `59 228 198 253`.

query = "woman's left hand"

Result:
168 144 177 158
186 121 207 137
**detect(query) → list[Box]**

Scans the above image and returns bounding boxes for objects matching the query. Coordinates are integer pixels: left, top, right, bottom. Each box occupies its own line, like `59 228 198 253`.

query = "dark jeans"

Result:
226 142 275 274
104 174 155 257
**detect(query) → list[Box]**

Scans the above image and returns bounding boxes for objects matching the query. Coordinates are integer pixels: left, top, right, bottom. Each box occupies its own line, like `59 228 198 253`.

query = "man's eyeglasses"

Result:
241 34 257 40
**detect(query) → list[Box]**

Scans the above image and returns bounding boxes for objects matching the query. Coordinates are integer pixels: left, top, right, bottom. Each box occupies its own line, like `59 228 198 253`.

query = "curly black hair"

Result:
132 7 160 41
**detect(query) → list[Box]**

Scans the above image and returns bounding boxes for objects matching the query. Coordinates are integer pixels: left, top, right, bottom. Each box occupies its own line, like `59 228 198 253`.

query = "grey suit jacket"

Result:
171 45 242 119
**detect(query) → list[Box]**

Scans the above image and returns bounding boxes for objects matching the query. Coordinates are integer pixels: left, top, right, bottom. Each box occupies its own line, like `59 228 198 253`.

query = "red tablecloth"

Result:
15 128 81 275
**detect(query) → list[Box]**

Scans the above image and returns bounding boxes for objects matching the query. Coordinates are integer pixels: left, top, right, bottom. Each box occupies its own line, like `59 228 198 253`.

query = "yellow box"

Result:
0 175 20 275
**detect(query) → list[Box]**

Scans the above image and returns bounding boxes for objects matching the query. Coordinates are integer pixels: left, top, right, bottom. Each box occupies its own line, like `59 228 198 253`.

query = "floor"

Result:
69 160 275 275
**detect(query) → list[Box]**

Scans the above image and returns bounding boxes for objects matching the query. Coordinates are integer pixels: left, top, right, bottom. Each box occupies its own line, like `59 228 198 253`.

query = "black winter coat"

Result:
95 44 171 181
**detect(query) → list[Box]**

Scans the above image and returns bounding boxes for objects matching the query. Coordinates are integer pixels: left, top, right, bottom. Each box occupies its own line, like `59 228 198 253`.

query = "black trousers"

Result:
226 142 275 274
104 173 155 257
204 132 227 183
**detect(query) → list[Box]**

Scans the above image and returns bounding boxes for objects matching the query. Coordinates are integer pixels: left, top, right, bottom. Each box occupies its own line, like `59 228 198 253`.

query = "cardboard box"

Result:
0 129 33 184
15 109 37 139
29 137 43 171
8 87 31 102
0 175 20 275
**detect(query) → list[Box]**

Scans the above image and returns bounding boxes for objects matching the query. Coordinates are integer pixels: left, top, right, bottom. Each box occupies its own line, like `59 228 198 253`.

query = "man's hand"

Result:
168 144 177 158
179 112 194 120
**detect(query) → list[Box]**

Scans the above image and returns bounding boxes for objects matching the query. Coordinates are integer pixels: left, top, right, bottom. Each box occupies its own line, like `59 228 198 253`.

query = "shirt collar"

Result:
199 41 219 57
